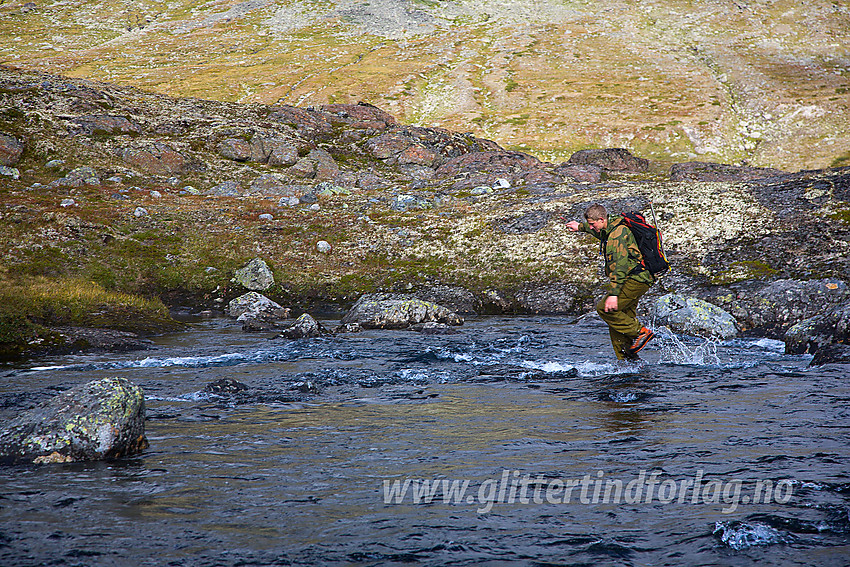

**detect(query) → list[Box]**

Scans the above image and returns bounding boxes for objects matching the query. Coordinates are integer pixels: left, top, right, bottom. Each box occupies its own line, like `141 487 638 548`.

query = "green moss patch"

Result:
0 275 183 360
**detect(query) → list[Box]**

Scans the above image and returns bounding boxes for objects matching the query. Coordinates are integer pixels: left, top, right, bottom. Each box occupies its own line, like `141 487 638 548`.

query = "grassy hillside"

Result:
1 0 847 171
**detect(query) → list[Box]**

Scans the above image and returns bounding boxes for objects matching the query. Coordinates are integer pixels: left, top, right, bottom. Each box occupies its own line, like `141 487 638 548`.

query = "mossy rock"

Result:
0 377 148 465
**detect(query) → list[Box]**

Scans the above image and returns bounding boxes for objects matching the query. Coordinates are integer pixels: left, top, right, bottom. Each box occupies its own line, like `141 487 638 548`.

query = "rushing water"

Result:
1 314 848 566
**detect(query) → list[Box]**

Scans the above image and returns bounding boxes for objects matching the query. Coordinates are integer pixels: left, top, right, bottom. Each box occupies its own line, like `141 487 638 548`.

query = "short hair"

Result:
585 203 607 221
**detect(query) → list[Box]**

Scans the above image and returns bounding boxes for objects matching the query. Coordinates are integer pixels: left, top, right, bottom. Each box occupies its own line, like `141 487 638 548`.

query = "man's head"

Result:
585 203 608 231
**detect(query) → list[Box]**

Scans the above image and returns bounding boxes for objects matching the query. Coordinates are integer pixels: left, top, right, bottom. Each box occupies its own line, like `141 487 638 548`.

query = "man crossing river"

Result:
565 203 655 361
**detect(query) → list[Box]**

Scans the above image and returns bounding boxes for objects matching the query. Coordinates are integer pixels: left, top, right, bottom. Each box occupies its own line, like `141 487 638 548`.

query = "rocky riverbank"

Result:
1 66 849 362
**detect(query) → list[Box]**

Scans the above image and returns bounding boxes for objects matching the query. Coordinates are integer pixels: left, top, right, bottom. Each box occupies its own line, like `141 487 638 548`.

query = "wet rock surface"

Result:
48 326 152 354
651 294 739 340
341 293 463 329
809 343 850 366
698 279 849 338
0 377 148 464
277 313 326 338
784 300 850 356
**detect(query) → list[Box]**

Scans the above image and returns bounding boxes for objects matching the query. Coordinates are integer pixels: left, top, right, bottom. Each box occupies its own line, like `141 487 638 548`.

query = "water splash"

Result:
655 327 721 366
714 521 790 550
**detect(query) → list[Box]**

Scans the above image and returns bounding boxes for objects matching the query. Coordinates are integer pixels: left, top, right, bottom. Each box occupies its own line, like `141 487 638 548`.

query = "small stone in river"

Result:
203 378 248 395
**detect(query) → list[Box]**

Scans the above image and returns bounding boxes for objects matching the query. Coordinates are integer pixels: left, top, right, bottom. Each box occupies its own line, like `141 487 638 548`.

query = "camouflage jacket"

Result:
579 215 654 296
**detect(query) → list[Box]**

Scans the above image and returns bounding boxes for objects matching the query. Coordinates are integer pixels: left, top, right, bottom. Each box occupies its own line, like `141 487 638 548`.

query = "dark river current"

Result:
1 314 848 566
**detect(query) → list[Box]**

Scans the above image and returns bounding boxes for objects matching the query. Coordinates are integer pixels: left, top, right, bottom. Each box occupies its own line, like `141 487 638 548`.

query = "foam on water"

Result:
748 338 787 353
20 342 357 373
519 358 639 378
714 521 790 550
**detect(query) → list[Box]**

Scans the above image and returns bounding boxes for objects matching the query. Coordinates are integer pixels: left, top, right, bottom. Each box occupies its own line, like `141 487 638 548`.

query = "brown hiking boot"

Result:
623 350 641 362
626 327 655 356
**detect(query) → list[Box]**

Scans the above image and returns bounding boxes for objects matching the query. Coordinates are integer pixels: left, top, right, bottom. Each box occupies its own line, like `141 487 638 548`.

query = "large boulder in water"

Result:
0 377 148 465
277 313 325 339
227 291 290 319
227 291 291 332
809 343 850 366
698 279 849 337
651 294 739 340
784 300 850 356
413 285 479 316
341 293 463 329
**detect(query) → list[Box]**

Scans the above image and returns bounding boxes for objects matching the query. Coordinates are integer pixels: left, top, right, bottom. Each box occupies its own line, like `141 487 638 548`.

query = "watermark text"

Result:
382 470 794 514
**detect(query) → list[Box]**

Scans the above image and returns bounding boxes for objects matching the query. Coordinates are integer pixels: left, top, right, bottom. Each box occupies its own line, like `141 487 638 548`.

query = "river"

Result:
1 314 848 566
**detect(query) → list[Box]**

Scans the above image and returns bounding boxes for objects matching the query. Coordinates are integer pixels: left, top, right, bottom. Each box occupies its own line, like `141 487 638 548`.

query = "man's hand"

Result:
565 220 580 232
604 295 619 312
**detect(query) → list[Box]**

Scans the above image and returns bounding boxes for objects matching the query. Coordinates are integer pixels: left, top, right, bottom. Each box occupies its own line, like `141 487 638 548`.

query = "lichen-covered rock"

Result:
749 167 850 219
306 148 339 180
340 293 463 329
207 180 242 196
0 377 148 465
413 285 478 316
320 102 397 130
72 114 143 137
49 326 150 354
217 137 252 161
784 300 850 355
436 150 542 181
651 293 739 340
255 138 299 166
49 165 100 187
554 163 603 183
233 258 275 291
670 162 784 182
366 130 418 160
514 283 588 315
521 169 563 188
495 210 552 234
227 291 289 319
249 173 288 194
121 142 199 175
0 132 25 166
809 343 850 366
397 142 438 167
700 279 849 337
268 105 335 139
567 148 648 173
277 313 325 339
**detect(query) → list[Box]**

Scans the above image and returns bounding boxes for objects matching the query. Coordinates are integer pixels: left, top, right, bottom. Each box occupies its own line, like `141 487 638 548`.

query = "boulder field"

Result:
0 66 848 363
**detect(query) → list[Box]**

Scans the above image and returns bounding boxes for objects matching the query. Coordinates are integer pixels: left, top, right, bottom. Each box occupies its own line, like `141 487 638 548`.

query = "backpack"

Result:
603 212 670 277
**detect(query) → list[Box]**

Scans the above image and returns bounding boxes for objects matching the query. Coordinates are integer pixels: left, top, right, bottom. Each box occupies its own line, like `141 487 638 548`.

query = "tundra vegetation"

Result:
0 0 848 359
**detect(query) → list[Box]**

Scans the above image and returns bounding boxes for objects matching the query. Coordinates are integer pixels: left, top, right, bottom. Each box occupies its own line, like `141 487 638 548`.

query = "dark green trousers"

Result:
596 278 651 360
